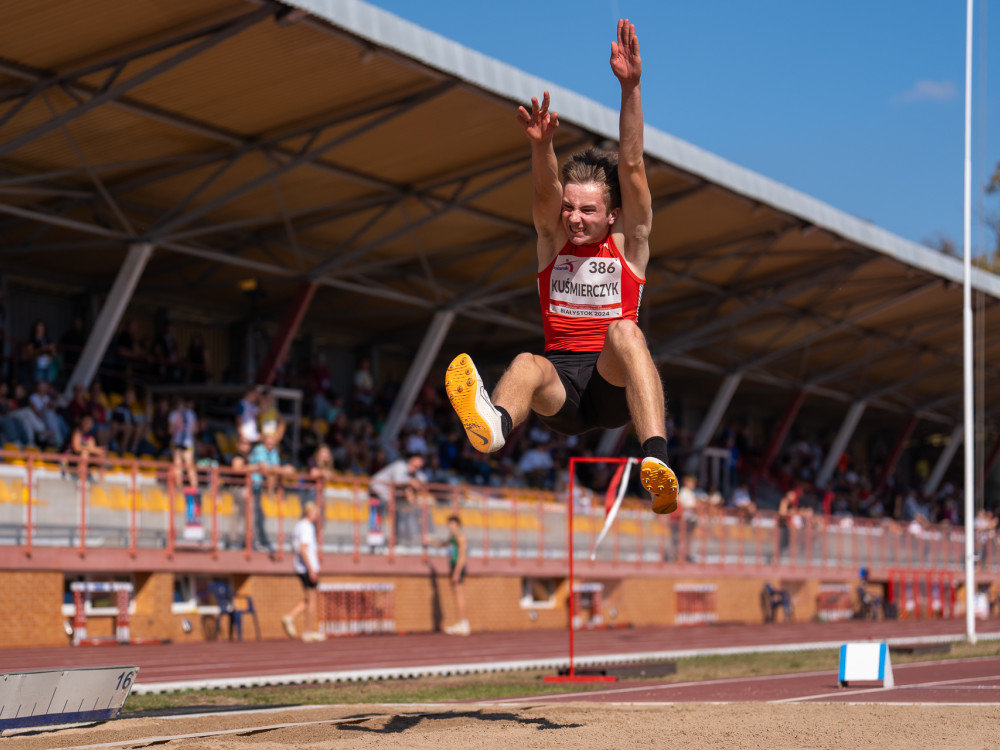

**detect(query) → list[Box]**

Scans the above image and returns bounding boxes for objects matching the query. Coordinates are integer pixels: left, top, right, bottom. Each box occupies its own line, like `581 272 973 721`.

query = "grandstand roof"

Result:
0 0 996 438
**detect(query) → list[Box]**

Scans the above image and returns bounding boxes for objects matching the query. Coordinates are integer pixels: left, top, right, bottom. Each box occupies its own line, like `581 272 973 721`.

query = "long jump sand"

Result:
4 702 999 750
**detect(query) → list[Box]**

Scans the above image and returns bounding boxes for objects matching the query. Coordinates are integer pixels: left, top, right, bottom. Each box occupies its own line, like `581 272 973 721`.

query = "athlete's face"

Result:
561 182 619 245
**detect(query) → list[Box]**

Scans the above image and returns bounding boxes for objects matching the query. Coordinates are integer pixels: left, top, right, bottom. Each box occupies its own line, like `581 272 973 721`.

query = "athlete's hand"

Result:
610 19 642 85
516 91 559 143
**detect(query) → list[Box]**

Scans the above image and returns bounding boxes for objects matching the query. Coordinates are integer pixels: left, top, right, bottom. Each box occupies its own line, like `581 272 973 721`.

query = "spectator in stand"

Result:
229 435 253 473
59 316 86 383
404 427 430 457
352 357 376 416
517 440 555 489
66 383 91 429
152 322 182 382
0 382 29 445
248 426 293 553
307 443 336 484
22 379 65 447
677 474 704 513
235 387 261 443
185 333 210 384
309 353 332 415
169 396 199 491
258 388 285 442
368 453 425 546
148 395 171 455
111 319 149 385
87 381 111 448
66 413 105 465
729 481 756 522
24 320 58 384
110 386 144 454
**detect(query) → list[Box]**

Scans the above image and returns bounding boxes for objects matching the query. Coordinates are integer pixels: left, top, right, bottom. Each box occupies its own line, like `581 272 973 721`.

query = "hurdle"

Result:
0 665 137 732
70 582 132 647
545 456 635 683
317 582 395 636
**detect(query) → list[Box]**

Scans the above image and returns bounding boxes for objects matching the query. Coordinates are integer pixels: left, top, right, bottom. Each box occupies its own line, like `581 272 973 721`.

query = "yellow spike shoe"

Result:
641 457 679 514
445 353 505 454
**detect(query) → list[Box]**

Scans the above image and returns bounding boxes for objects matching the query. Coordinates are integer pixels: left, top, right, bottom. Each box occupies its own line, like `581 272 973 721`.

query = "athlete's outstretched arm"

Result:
516 91 563 267
610 19 653 269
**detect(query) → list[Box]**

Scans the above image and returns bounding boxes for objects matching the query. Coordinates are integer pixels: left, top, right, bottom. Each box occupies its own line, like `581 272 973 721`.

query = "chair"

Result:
209 581 261 641
761 582 793 623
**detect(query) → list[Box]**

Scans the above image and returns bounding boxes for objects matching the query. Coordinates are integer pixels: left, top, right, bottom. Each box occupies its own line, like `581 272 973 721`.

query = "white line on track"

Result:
769 672 1000 704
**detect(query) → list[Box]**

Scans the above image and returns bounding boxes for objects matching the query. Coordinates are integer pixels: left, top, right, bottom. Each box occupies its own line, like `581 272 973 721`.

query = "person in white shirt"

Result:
282 501 324 642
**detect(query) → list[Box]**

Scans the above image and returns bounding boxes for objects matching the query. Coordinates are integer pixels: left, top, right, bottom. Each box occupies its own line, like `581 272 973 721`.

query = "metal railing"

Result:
0 449 995 576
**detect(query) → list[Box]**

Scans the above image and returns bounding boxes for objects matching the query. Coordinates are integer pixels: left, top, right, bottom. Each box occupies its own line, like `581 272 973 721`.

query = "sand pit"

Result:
3 702 998 750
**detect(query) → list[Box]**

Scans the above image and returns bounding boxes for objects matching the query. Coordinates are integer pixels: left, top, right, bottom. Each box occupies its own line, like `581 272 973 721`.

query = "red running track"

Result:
0 618 997 703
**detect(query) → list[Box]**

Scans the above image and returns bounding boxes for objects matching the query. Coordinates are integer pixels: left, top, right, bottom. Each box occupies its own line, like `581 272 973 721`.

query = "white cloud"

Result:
893 80 958 103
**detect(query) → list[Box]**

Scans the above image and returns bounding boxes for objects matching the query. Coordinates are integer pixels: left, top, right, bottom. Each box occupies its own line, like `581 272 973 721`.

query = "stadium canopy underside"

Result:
0 0 998 452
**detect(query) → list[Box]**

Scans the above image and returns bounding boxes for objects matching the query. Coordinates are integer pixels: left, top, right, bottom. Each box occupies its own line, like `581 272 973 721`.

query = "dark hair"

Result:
561 147 621 210
447 514 462 527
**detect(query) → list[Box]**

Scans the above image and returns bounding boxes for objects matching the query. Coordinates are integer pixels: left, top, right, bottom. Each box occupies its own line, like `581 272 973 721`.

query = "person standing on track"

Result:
283 500 325 642
445 19 678 514
425 514 469 636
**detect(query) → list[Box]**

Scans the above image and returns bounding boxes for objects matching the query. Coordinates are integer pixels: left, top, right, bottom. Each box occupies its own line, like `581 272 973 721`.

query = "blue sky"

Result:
367 1 998 256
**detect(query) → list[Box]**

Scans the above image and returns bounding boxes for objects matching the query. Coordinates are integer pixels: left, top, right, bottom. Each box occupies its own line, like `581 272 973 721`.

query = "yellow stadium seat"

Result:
108 392 124 409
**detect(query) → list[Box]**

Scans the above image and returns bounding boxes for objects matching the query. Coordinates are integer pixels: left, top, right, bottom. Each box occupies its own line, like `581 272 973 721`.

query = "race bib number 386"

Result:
548 255 623 318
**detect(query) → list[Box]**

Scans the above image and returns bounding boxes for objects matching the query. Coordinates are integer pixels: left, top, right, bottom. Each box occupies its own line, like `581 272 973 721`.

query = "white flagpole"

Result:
963 0 977 644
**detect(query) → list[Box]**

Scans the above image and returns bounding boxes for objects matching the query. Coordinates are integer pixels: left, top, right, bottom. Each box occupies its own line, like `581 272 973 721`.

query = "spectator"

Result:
282 501 324 642
152 322 181 382
168 396 198 491
87 381 111 447
229 435 253 473
258 388 285 442
368 453 425 546
730 481 756 522
66 413 106 465
65 383 91 429
677 474 704 513
24 320 58 384
185 333 211 383
109 386 144 454
149 395 171 455
517 441 555 489
248 427 293 553
352 357 375 416
111 319 149 386
307 444 336 484
236 387 261 443
17 379 65 448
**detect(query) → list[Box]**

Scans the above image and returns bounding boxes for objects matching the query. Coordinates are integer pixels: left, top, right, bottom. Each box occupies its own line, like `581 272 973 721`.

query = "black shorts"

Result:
297 571 318 590
536 350 630 436
450 562 466 584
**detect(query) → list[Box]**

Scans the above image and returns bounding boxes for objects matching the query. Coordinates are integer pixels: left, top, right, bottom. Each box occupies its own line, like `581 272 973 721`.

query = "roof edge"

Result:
280 0 1000 299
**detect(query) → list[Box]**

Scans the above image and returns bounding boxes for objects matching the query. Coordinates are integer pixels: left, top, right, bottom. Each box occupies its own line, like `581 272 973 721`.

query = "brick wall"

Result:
0 568 874 648
0 571 66 647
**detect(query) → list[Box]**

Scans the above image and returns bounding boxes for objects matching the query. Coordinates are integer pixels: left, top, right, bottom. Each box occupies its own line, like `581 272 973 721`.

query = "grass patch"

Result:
123 638 1000 713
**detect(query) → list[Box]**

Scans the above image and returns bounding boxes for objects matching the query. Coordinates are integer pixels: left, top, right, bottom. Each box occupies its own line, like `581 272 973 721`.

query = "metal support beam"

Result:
379 309 455 450
0 8 272 160
816 400 867 488
924 424 964 496
687 372 742 472
64 242 153 394
874 415 918 496
255 282 319 386
759 390 807 475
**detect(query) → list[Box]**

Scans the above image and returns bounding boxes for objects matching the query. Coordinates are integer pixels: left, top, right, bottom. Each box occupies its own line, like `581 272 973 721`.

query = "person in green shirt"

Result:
426 515 469 636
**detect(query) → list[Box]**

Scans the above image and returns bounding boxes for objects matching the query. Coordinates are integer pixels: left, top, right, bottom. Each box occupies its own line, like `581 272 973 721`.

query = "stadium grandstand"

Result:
0 0 996 647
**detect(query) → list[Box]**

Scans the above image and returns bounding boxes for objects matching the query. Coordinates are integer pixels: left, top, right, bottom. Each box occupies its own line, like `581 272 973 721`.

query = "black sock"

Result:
642 436 669 465
495 405 513 439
